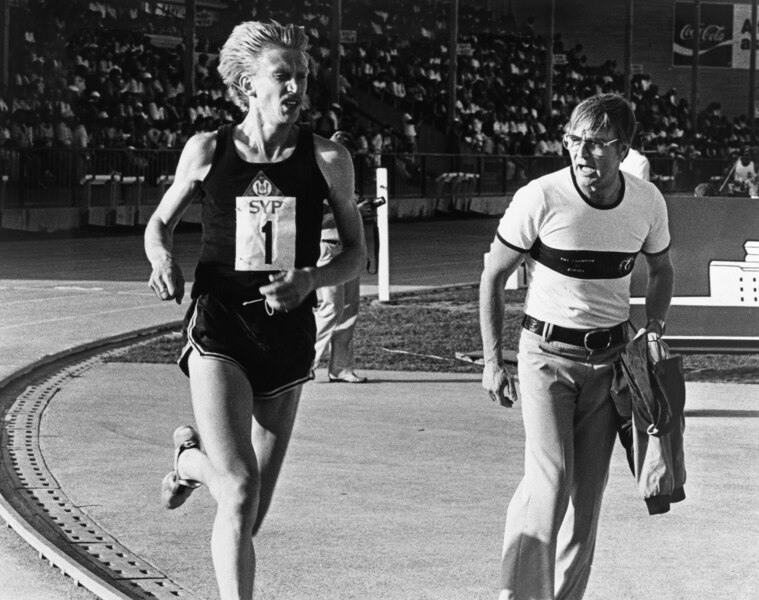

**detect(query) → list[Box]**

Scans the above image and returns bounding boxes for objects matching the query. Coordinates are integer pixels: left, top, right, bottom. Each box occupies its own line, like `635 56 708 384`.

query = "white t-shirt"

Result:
620 148 651 181
734 159 756 183
497 167 670 329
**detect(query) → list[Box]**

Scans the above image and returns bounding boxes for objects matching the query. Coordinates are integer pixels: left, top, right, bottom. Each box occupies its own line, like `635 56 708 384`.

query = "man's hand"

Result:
259 267 316 312
148 257 185 304
482 360 520 408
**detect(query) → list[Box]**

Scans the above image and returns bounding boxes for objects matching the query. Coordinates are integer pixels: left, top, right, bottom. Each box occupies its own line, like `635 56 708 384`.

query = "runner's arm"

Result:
312 136 366 288
144 132 215 303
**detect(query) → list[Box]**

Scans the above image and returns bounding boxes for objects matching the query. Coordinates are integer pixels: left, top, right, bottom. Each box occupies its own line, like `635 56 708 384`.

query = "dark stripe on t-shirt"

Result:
529 237 639 279
496 231 529 253
642 243 670 257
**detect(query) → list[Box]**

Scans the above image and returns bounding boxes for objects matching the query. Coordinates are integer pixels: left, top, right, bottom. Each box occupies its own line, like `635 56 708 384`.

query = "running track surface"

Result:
1 220 758 600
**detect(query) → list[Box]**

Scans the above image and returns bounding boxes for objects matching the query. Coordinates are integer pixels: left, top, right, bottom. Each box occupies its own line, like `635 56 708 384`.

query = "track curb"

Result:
0 321 184 600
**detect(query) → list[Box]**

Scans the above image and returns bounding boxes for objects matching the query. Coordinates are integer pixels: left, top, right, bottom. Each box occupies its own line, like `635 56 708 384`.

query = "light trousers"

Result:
499 329 623 600
313 239 361 377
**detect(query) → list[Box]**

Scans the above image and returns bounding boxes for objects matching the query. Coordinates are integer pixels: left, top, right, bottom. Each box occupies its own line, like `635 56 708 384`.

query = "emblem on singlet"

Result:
235 171 297 271
243 171 281 197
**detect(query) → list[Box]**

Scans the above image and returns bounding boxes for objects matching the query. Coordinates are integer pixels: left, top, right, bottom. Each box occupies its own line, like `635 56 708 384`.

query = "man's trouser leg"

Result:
554 357 618 600
327 274 360 376
499 330 618 600
313 241 342 369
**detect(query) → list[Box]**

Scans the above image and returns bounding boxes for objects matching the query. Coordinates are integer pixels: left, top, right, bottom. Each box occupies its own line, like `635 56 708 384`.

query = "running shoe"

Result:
161 425 202 509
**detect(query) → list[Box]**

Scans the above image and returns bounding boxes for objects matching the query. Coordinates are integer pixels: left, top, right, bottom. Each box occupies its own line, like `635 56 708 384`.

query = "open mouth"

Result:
282 97 301 110
576 163 597 176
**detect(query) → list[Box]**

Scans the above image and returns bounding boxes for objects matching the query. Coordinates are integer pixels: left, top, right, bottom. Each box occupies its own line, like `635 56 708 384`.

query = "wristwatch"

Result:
646 318 666 335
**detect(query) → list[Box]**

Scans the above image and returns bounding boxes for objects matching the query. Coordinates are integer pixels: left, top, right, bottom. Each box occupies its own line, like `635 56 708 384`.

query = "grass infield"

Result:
111 286 759 383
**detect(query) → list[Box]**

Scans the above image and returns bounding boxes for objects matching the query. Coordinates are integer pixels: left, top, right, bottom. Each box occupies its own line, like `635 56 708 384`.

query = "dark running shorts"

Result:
178 293 316 400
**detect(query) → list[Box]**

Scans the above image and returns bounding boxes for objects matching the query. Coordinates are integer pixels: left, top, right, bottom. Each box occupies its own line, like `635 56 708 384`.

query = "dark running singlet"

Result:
192 124 328 302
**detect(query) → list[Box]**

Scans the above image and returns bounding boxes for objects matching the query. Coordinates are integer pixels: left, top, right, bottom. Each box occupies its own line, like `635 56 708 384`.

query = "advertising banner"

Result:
732 3 759 68
674 2 759 69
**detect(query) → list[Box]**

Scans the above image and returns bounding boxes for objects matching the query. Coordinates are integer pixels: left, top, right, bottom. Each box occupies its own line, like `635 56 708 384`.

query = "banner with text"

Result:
673 1 759 69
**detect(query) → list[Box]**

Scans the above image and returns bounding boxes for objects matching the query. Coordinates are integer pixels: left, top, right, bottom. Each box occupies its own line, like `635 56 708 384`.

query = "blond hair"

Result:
217 21 309 110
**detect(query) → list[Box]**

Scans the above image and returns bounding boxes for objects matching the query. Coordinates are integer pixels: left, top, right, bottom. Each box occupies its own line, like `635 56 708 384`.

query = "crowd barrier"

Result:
0 147 740 233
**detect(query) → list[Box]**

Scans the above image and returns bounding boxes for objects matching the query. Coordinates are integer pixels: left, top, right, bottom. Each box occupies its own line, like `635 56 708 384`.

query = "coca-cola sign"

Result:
673 2 733 67
679 23 728 44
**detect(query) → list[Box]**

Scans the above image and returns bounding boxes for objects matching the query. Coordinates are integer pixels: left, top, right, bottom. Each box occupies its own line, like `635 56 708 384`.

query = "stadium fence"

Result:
0 147 732 211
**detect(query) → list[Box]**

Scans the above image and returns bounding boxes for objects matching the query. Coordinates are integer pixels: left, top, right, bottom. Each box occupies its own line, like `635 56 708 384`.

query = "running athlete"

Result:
144 21 365 600
480 93 674 600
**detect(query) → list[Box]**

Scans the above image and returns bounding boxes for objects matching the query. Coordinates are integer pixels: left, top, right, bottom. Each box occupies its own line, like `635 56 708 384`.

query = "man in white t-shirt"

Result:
620 138 651 181
480 94 674 600
732 148 756 189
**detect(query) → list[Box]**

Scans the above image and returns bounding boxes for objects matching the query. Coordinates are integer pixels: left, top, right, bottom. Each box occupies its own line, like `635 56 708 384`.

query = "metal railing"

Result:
0 147 736 210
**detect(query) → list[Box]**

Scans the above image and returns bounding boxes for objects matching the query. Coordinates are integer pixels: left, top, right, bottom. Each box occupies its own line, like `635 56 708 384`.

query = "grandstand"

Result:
0 0 756 232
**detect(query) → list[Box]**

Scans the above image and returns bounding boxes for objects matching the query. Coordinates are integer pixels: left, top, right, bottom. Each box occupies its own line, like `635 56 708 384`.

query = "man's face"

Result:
564 123 626 199
247 47 308 126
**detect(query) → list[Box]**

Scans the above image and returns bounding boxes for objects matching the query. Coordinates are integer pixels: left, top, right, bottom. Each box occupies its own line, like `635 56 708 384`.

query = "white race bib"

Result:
235 195 297 271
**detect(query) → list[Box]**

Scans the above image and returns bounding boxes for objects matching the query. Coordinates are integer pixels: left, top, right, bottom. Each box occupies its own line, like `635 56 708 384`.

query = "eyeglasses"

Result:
562 133 619 156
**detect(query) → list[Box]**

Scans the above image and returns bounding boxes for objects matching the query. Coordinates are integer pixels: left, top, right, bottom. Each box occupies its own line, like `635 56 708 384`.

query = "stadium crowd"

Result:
0 0 753 174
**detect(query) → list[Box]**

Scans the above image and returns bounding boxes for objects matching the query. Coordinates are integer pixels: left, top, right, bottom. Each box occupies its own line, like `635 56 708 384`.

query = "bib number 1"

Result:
235 196 296 271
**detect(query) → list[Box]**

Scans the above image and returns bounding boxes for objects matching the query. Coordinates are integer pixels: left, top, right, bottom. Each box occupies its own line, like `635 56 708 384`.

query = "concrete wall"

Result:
629 194 759 297
628 194 759 339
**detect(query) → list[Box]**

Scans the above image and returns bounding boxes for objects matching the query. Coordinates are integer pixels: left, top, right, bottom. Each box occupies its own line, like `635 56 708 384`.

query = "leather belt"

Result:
522 314 628 351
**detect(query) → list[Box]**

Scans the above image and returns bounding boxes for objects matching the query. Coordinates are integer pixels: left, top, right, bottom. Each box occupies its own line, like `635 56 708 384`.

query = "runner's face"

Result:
248 47 308 125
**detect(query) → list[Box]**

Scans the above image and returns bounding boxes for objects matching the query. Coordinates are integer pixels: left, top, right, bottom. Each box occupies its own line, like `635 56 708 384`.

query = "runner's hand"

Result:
259 268 316 312
148 258 185 304
482 360 519 408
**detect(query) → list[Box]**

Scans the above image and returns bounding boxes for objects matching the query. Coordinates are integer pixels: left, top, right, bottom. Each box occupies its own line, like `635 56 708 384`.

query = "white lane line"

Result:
0 303 178 332
0 288 156 305
2 293 109 306
115 290 163 297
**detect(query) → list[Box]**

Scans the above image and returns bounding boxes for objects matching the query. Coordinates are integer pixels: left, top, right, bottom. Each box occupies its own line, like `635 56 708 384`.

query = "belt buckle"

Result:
584 328 611 351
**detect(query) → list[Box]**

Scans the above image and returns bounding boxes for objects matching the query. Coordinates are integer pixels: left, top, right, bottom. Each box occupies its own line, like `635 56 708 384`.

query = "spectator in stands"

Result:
9 111 34 148
54 116 73 147
145 20 364 600
534 132 550 156
324 102 342 136
0 114 12 147
545 132 563 155
381 123 395 153
1 0 749 188
694 182 717 197
0 85 9 114
103 117 125 148
746 171 759 199
313 130 370 384
72 116 89 149
370 123 384 166
732 147 756 189
401 108 417 153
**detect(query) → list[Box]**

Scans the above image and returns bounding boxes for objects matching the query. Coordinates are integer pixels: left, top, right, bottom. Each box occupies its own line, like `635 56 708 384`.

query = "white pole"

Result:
375 167 390 302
